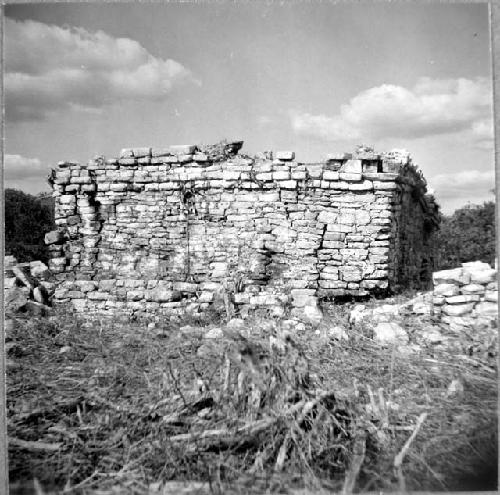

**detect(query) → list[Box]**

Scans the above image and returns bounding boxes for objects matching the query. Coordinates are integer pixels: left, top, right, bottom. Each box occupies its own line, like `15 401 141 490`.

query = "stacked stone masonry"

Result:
433 261 498 326
46 142 439 319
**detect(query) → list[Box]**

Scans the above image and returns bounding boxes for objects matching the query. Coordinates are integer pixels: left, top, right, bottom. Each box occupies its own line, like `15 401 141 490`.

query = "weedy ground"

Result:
6 301 498 494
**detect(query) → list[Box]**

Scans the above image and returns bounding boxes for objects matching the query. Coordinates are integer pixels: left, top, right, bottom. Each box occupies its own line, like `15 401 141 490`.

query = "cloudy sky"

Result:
4 2 495 213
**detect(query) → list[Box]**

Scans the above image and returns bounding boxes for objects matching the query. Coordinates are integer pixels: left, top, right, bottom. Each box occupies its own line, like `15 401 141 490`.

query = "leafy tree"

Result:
436 201 496 269
4 189 55 263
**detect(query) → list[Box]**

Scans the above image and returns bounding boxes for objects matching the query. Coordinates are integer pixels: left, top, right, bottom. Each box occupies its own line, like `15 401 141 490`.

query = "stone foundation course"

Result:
45 142 439 319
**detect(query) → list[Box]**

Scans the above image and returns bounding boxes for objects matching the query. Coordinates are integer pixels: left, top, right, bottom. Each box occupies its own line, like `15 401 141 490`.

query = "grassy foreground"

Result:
6 303 498 494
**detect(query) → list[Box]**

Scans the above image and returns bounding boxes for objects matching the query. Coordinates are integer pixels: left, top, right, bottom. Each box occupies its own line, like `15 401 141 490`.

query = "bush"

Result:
436 201 496 269
5 189 54 263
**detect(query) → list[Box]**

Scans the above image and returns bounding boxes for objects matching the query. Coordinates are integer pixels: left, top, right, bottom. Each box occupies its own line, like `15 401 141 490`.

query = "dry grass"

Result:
6 303 498 494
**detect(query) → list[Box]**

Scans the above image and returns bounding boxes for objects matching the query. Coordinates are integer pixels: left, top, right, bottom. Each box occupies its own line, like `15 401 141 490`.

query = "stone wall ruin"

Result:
45 142 439 320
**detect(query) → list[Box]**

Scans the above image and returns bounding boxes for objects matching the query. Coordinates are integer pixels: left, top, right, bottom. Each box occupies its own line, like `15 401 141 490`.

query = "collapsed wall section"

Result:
46 143 439 319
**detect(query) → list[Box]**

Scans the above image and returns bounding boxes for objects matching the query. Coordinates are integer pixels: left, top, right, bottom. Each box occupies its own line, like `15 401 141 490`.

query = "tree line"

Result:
5 189 54 263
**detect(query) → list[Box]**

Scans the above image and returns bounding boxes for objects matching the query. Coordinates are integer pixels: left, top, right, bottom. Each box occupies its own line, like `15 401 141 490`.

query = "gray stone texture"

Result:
46 143 439 319
432 262 498 324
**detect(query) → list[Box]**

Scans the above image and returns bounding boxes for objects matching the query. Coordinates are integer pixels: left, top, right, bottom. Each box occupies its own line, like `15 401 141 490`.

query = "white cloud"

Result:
291 77 493 143
257 115 273 126
471 118 495 149
5 18 198 122
4 154 49 180
429 169 495 203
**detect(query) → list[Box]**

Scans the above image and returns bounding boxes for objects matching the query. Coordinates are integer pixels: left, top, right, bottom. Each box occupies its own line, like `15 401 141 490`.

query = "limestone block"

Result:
119 158 136 166
277 180 296 189
459 283 485 294
272 226 297 242
59 195 76 205
445 294 480 304
198 291 214 303
66 290 85 299
320 270 338 280
131 147 152 158
361 279 388 290
29 260 50 278
233 293 250 304
87 291 111 301
327 223 353 233
442 303 475 316
193 153 208 162
487 281 497 290
178 154 194 163
348 181 373 191
273 170 290 180
150 158 165 165
470 268 496 285
341 267 363 282
340 159 362 174
339 173 362 182
276 151 295 161
369 247 389 255
323 170 340 181
127 290 146 301
71 176 93 184
152 148 172 157
258 191 280 202
433 296 445 306
373 181 398 190
222 170 241 181
255 172 273 181
372 218 391 226
484 290 498 302
4 277 17 289
342 248 368 260
250 294 281 306
473 301 498 315
290 289 316 307
158 182 180 190
76 281 98 292
355 210 371 225
163 156 180 163
66 214 81 226
71 299 87 311
300 304 323 326
420 327 444 344
433 268 470 286
305 164 323 178
434 283 459 297
204 327 224 339
120 148 134 158
173 282 198 293
317 210 338 224
170 144 197 154
45 230 65 245
5 287 29 312
291 170 307 180
373 322 409 346
462 261 492 273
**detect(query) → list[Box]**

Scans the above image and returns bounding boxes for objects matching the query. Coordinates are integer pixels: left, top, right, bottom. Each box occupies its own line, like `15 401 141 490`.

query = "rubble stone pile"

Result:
433 261 498 327
45 141 439 320
4 256 54 316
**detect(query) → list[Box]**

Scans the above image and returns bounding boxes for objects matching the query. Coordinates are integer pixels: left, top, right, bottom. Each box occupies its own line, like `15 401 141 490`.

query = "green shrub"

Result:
4 189 54 263
436 201 496 269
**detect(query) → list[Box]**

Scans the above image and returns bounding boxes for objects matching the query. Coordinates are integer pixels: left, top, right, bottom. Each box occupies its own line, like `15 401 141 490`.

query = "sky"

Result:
3 2 495 214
